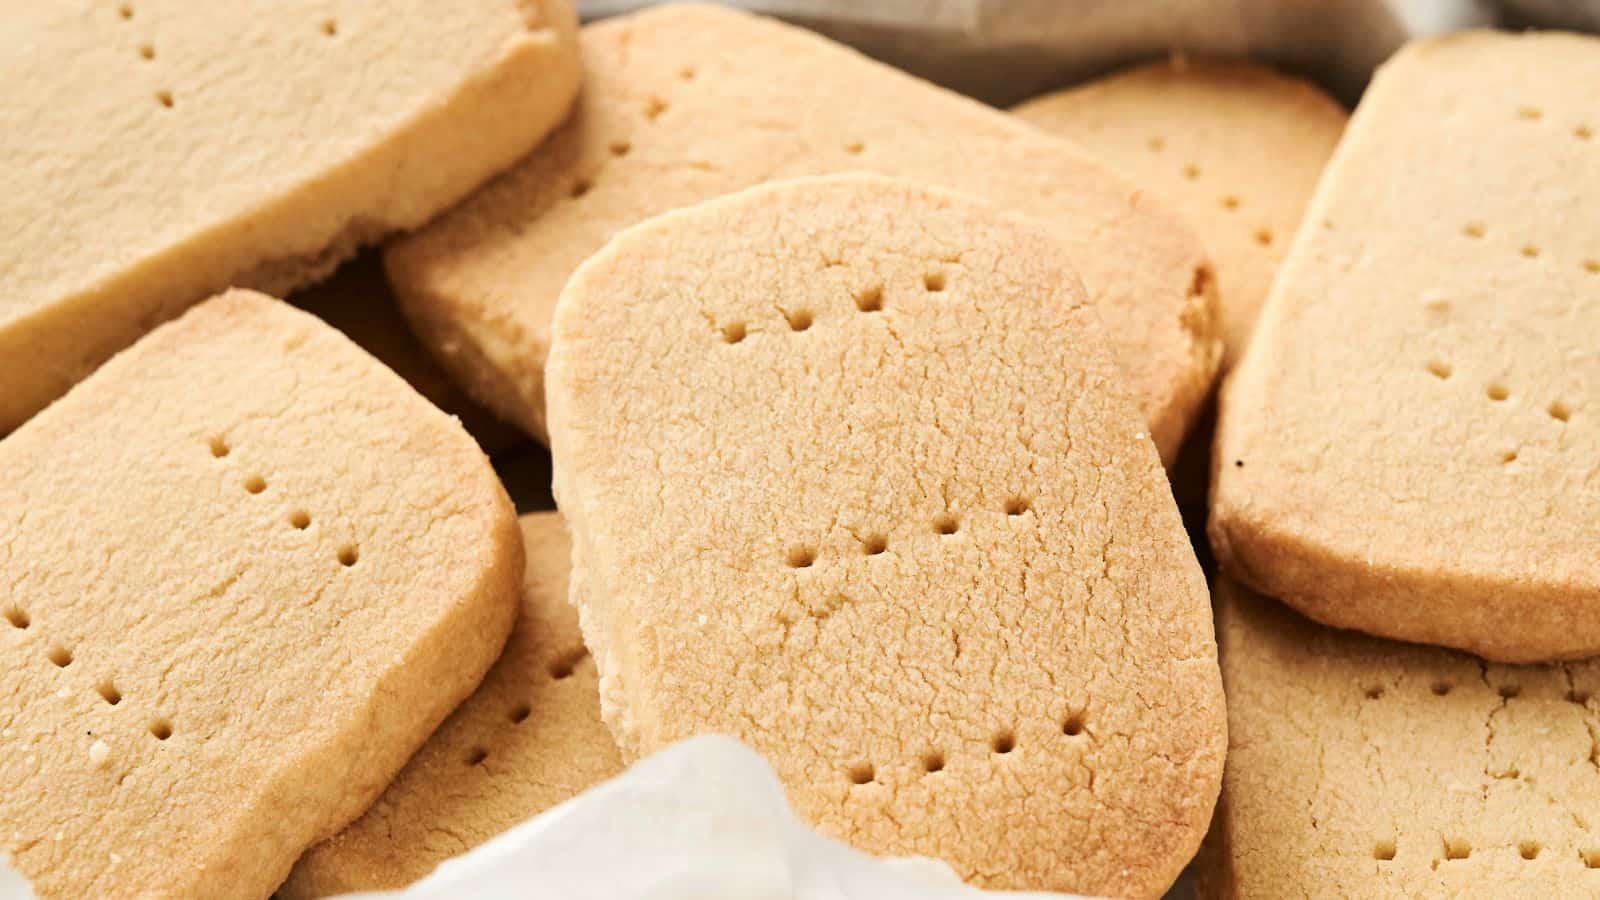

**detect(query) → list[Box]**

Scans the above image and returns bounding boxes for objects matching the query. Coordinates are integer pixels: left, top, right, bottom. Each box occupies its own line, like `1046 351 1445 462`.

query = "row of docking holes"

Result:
847 710 1089 787
566 66 869 202
782 496 1032 571
3 606 173 744
1142 137 1275 249
461 646 592 768
208 435 360 567
1363 677 1599 866
718 270 949 345
113 3 339 110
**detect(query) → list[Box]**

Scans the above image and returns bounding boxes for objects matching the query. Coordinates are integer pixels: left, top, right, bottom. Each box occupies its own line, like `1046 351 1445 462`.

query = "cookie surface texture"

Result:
1199 578 1600 898
545 174 1225 897
0 0 580 434
1014 57 1346 369
1210 30 1600 662
281 512 622 898
0 291 522 899
387 1 1219 461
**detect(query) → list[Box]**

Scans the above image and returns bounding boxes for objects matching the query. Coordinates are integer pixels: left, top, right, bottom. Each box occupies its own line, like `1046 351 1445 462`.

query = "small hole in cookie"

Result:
138 43 154 60
786 309 813 332
118 4 133 19
922 752 945 774
1550 401 1572 422
1364 685 1385 700
1584 849 1600 868
608 140 631 157
337 545 359 567
1520 841 1541 860
923 272 946 293
1501 449 1519 465
1182 163 1200 180
848 762 875 785
785 546 816 569
1374 840 1396 861
720 321 746 344
156 90 173 109
208 436 230 458
1004 497 1031 516
510 703 531 724
1487 383 1510 402
1498 684 1522 699
991 731 1015 754
289 510 311 530
1585 260 1600 274
644 96 667 120
1432 681 1452 696
854 285 884 313
1062 712 1085 737
1464 223 1486 239
1578 125 1594 141
321 18 337 37
861 534 887 556
933 513 959 536
1426 361 1452 380
678 65 696 81
549 648 588 680
1221 195 1240 211
570 178 593 199
1147 136 1164 152
843 139 864 155
1444 839 1471 861
1518 106 1542 121
1253 228 1274 247
97 681 122 706
1521 245 1541 259
466 748 488 766
4 606 29 630
149 719 172 741
47 646 73 668
244 475 266 494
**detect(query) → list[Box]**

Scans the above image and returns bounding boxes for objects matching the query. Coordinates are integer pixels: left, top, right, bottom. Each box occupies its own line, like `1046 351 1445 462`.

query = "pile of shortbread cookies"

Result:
3 2 1596 897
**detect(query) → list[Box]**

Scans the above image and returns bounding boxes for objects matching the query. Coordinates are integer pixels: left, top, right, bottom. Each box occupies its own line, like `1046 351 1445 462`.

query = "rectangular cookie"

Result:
1014 57 1347 370
386 1 1220 462
0 0 579 435
1201 578 1600 897
279 512 622 898
0 291 522 899
546 174 1224 897
1210 30 1600 661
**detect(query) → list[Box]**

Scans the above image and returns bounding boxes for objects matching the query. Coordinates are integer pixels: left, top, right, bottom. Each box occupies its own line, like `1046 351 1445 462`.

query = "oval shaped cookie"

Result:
546 174 1225 897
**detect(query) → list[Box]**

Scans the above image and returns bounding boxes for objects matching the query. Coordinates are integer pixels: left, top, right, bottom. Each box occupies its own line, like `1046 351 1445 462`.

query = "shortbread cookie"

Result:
0 291 521 899
0 0 579 435
1014 58 1346 369
1199 578 1600 898
290 254 525 455
281 512 621 897
545 175 1225 897
1210 30 1600 662
387 1 1220 461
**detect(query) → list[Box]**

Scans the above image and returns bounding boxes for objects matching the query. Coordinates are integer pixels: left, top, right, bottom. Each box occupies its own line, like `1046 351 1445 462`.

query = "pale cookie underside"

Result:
546 175 1223 898
1211 30 1600 662
387 1 1218 461
1202 579 1600 899
0 291 519 899
0 0 579 434
281 513 622 898
1014 57 1346 369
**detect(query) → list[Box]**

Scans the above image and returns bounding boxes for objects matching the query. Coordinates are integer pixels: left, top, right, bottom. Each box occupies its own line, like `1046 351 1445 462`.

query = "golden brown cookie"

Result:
289 254 526 456
1200 577 1600 898
387 1 1220 462
1210 30 1600 662
280 512 621 898
1014 58 1346 370
0 0 579 435
0 291 521 899
546 174 1225 897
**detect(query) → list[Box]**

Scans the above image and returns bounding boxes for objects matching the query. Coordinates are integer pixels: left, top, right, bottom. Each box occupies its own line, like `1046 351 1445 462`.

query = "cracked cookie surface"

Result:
545 174 1224 897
